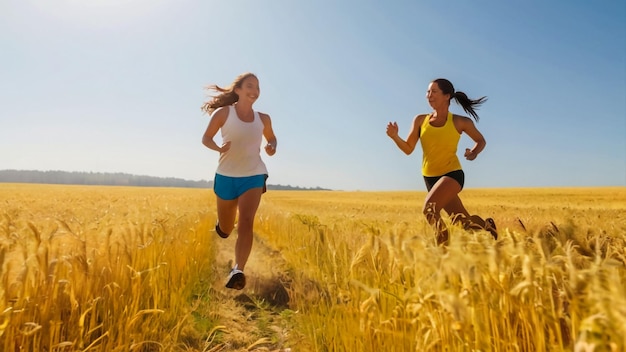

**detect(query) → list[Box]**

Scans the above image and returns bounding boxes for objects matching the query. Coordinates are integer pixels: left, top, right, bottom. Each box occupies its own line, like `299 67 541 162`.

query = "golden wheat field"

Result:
1 183 625 352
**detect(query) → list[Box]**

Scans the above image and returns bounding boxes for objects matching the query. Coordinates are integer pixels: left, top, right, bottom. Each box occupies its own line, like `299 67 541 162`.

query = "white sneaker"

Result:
225 266 246 290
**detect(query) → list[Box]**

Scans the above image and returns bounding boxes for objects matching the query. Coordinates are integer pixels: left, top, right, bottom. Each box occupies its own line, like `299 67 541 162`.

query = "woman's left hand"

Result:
265 143 276 156
464 148 477 160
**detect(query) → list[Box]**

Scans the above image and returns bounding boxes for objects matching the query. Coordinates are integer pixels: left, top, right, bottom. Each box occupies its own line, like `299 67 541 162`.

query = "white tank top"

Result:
215 105 268 177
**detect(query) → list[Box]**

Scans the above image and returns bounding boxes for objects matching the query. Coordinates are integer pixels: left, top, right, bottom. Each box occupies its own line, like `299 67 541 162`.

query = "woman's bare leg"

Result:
216 196 238 236
423 177 462 245
234 187 263 271
443 194 470 223
425 183 498 240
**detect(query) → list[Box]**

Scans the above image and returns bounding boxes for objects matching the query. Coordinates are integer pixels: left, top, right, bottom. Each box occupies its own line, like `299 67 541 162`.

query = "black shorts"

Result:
423 169 465 191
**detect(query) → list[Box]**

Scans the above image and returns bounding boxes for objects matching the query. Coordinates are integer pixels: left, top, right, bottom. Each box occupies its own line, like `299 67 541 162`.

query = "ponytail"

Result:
433 78 487 122
452 91 487 122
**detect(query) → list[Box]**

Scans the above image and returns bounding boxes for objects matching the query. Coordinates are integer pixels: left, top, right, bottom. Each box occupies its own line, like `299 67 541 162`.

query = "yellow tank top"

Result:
419 112 462 176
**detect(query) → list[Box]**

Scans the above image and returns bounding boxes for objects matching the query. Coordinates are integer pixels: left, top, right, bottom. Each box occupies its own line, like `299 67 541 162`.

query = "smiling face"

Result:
234 75 260 104
426 81 450 110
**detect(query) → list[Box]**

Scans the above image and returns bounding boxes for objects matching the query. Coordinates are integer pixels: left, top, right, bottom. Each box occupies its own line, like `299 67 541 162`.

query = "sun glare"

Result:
26 0 173 30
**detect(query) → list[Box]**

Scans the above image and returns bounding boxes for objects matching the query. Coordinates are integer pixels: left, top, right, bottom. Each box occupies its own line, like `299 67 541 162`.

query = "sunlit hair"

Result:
432 78 487 122
201 72 257 115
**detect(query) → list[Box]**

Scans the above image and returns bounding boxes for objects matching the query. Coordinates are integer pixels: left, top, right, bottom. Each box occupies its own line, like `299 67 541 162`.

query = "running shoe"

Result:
215 223 230 239
485 218 498 240
225 267 246 290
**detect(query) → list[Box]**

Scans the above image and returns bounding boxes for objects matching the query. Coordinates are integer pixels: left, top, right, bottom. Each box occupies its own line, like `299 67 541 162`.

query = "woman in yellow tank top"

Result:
386 78 497 245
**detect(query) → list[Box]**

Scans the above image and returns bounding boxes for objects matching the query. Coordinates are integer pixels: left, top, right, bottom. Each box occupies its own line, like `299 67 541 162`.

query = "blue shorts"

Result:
214 174 268 200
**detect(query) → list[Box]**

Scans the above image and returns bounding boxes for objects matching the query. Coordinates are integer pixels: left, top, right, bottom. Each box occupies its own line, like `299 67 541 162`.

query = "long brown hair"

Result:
201 72 257 115
433 78 487 122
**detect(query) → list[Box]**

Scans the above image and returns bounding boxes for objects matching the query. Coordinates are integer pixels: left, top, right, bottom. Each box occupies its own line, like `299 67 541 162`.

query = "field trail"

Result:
213 229 290 306
3 185 624 351
209 226 294 351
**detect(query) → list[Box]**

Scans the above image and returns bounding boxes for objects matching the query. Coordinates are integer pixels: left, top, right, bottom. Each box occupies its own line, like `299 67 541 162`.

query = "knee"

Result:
237 215 255 229
423 202 437 222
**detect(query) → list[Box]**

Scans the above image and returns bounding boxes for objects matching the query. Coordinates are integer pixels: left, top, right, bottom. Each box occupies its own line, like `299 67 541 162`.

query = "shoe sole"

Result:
485 218 498 240
225 272 246 290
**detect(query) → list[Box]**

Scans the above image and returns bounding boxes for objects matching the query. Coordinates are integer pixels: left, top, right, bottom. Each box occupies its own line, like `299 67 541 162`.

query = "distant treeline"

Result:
0 170 330 191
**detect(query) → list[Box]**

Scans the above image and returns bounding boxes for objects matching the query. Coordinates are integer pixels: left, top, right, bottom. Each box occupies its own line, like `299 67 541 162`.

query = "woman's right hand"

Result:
386 122 399 138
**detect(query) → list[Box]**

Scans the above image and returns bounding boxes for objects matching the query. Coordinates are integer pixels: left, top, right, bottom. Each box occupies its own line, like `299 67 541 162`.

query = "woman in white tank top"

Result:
201 72 277 290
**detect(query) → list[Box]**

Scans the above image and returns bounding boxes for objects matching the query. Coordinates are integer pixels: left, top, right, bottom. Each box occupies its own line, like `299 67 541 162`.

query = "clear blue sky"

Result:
1 0 625 191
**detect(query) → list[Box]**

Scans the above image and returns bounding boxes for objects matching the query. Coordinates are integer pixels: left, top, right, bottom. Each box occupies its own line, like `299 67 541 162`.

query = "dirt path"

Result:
209 229 295 352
